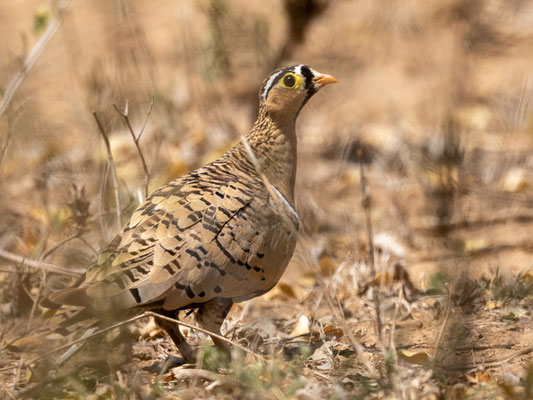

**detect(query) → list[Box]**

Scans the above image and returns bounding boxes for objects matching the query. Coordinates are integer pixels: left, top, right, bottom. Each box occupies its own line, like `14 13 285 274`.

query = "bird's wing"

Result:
71 167 262 312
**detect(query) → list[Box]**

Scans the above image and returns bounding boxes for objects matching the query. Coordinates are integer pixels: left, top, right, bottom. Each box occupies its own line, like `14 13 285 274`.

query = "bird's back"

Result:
46 145 299 327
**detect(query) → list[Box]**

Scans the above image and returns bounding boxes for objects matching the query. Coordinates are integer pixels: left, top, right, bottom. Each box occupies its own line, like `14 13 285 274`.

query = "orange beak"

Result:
312 73 339 88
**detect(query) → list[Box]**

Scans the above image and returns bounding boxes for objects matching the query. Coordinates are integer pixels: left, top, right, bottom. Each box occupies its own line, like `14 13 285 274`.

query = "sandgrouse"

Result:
43 65 338 364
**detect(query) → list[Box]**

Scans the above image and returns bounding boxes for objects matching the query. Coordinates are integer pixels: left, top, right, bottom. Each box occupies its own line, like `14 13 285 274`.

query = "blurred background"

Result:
2 0 533 397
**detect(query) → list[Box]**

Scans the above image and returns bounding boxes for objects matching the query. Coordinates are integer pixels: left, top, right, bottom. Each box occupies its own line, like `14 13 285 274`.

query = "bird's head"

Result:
259 64 338 122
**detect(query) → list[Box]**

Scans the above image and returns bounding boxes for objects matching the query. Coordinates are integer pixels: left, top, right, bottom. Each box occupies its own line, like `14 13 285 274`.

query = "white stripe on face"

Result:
261 65 308 101
261 71 283 101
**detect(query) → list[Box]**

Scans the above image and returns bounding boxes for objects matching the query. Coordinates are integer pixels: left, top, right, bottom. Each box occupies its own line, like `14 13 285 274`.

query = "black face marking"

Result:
296 65 317 116
261 64 317 103
300 65 316 95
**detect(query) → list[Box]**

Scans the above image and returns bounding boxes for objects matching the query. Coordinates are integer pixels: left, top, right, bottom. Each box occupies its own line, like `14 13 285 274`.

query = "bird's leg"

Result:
195 298 233 358
153 309 195 365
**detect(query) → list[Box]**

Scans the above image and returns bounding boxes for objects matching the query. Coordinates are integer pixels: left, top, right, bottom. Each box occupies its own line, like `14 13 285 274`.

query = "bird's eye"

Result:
283 74 296 88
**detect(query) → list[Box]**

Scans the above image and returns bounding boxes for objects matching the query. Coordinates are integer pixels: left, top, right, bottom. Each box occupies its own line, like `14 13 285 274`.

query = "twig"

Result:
2 387 17 400
113 100 153 198
0 0 71 117
443 345 533 371
0 123 13 180
0 248 83 276
27 269 47 329
11 357 23 392
298 238 378 378
145 312 265 363
388 286 402 358
433 281 453 358
77 235 99 257
358 149 385 352
92 111 122 232
41 231 82 261
56 327 98 366
0 311 265 374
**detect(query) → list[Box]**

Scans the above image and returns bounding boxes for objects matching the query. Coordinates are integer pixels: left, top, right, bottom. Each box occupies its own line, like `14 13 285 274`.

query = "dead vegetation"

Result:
2 0 533 398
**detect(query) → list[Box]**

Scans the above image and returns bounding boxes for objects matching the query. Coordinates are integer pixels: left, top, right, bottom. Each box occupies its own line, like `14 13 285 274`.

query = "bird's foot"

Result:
145 355 195 374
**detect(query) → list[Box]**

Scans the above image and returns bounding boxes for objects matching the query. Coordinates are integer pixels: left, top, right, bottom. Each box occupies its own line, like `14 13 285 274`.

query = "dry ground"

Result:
2 0 533 398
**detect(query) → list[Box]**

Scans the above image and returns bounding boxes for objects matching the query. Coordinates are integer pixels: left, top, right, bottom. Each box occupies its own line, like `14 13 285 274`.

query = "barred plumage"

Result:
44 65 338 364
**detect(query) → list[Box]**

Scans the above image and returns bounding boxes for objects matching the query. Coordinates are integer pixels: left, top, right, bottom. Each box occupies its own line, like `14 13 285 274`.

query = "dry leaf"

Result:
463 239 488 252
487 300 499 310
323 325 343 339
277 282 297 299
373 271 391 286
318 257 337 277
291 314 310 336
397 349 429 365
501 168 528 193
521 272 533 283
466 370 492 384
8 336 47 352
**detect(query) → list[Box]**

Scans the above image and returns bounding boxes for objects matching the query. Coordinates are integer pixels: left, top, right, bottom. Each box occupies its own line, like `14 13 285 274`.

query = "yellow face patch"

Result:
278 73 304 90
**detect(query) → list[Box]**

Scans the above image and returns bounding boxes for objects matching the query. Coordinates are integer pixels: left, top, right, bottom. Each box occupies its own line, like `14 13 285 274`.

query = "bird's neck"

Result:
240 107 297 205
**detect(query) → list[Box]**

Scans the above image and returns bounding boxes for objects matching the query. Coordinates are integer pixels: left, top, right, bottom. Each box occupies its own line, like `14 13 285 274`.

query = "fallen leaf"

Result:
8 336 47 352
501 168 528 193
397 349 430 365
291 314 310 336
466 370 492 384
318 257 337 277
277 282 297 299
308 345 333 371
463 239 488 252
520 272 533 283
323 325 343 339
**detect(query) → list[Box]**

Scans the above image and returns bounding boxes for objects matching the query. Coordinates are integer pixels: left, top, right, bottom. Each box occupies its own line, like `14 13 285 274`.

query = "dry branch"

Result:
0 248 83 276
41 231 83 261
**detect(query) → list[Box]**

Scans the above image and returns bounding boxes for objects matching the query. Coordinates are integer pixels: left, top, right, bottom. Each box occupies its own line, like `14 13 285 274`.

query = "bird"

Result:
42 64 338 365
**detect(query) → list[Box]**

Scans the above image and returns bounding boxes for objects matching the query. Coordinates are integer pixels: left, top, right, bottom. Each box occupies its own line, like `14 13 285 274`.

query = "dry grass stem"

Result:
113 100 153 198
0 248 83 276
445 344 533 371
0 311 265 374
146 312 266 363
56 327 98 366
433 281 453 359
0 0 70 117
41 231 83 261
92 111 122 232
298 237 379 378
357 150 385 353
11 357 23 392
27 270 46 330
